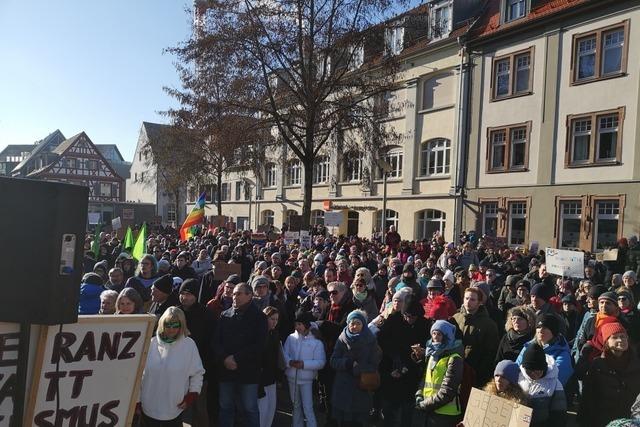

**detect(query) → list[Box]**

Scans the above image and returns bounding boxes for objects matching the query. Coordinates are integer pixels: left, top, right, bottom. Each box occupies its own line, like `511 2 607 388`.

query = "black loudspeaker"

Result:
0 177 88 324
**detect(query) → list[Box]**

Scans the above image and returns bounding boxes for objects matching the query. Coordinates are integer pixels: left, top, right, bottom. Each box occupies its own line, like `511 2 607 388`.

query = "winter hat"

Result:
179 278 199 296
172 277 183 290
427 278 445 290
494 360 520 384
315 290 330 302
152 274 173 294
157 259 171 271
536 314 560 337
479 258 491 268
561 294 577 305
392 287 413 302
516 279 531 291
431 320 456 344
252 275 270 290
291 270 303 279
403 264 416 276
472 281 490 303
82 272 103 286
505 274 522 288
177 251 190 260
93 260 109 273
443 270 455 284
510 307 530 322
405 300 425 317
588 284 607 300
623 270 637 280
295 310 315 329
600 322 627 346
530 282 553 302
255 260 268 270
346 310 367 326
225 274 241 285
521 343 548 372
598 291 618 305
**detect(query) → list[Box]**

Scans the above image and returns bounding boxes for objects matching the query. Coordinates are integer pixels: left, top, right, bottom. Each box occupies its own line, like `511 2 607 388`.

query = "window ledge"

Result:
416 175 451 181
312 183 329 187
373 177 403 183
339 180 361 185
570 72 627 86
418 104 455 114
485 168 529 174
283 185 301 189
378 114 405 123
490 91 533 103
566 161 621 168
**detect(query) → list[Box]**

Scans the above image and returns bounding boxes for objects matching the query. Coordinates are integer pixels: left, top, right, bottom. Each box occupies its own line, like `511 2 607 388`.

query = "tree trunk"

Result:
216 172 223 216
175 190 181 227
302 158 313 230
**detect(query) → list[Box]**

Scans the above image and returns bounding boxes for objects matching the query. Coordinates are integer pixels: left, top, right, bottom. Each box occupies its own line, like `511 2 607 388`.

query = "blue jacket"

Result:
78 282 104 314
517 336 574 386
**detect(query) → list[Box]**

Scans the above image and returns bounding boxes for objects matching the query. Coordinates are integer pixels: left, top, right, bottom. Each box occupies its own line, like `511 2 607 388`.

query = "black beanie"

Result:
82 272 103 286
588 284 607 300
536 314 560 337
295 310 314 329
521 343 548 373
153 274 173 294
179 278 200 296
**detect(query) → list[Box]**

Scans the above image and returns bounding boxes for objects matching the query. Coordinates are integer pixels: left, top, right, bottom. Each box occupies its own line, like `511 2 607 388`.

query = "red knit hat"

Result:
600 322 627 345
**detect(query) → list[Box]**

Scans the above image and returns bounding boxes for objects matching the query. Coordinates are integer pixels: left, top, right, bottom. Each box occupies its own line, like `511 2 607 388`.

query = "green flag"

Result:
123 226 134 252
91 223 102 259
132 222 147 261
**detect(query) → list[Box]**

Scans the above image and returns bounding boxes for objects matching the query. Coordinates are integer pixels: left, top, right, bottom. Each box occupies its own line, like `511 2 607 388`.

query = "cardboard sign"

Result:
463 388 532 427
299 230 311 249
213 262 242 281
596 248 619 262
545 247 584 278
284 231 300 245
25 315 155 427
111 217 122 231
324 211 342 227
210 216 228 228
0 323 19 427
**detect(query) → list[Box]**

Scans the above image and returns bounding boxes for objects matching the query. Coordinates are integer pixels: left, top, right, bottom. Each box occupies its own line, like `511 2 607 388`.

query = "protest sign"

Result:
213 262 242 281
25 315 155 427
596 248 619 262
545 247 584 278
284 231 300 245
111 217 122 231
0 323 19 426
324 211 342 227
251 232 267 246
463 387 532 427
87 213 101 225
299 230 311 249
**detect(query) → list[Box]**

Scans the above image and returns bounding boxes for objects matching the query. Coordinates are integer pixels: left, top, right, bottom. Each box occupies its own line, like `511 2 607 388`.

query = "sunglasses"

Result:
165 321 181 328
618 296 629 301
329 290 339 295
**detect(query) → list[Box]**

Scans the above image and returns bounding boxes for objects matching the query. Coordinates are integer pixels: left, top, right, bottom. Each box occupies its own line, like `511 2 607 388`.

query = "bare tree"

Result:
190 0 412 228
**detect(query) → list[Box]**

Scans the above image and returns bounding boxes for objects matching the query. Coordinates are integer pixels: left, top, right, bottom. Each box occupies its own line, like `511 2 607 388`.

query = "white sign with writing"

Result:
111 217 122 230
87 213 101 225
299 230 311 249
25 315 155 427
284 231 300 245
324 211 342 227
545 247 585 278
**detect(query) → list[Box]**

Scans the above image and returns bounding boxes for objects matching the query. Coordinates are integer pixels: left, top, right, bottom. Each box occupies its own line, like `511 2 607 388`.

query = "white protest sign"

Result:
87 213 101 225
111 217 122 231
0 323 19 427
299 230 311 249
545 247 584 278
463 387 532 427
284 231 300 245
25 315 155 427
324 211 342 227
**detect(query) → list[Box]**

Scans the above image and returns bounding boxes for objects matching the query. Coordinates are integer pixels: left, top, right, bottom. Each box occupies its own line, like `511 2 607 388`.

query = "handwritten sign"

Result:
25 315 155 427
284 231 300 245
324 211 342 227
0 323 20 427
596 248 618 262
299 230 312 249
545 247 584 278
463 388 532 427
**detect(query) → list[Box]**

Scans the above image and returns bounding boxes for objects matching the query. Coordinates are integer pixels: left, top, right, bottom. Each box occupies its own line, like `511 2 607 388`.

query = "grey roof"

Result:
51 132 84 155
0 144 36 158
96 144 125 162
12 130 66 174
111 161 131 179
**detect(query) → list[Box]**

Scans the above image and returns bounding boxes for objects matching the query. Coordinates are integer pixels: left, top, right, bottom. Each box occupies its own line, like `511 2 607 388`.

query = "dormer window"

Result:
385 25 404 56
505 0 527 23
430 0 452 40
348 45 364 71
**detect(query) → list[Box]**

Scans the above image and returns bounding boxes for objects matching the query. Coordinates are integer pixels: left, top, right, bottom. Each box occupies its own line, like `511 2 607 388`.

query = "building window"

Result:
572 21 629 84
262 210 274 226
492 48 533 100
286 210 298 224
487 123 530 172
416 209 446 240
348 45 364 71
378 147 403 179
420 139 451 176
235 181 242 200
559 201 582 249
505 0 527 22
87 160 97 170
243 182 251 200
286 160 301 186
343 152 363 182
566 107 624 167
99 183 112 197
385 25 404 56
167 204 176 223
594 201 620 251
374 91 396 118
313 156 330 184
507 201 527 246
430 0 452 39
311 210 325 226
221 182 230 201
265 163 277 187
376 209 399 232
482 202 499 237
65 158 76 168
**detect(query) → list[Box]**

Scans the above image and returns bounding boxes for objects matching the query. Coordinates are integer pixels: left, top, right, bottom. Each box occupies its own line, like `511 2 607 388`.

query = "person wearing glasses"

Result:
616 288 640 347
125 254 159 305
350 278 378 322
139 307 205 427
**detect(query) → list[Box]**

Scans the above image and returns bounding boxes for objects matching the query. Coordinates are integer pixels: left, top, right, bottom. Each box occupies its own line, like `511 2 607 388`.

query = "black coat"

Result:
179 302 216 366
214 302 268 384
495 330 533 363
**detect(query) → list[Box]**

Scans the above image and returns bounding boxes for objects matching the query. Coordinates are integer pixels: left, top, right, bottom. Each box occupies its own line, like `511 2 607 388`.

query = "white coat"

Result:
283 330 326 384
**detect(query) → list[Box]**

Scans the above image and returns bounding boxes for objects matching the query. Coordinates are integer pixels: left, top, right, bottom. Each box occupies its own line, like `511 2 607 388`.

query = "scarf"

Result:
354 291 368 302
159 334 177 344
425 337 460 367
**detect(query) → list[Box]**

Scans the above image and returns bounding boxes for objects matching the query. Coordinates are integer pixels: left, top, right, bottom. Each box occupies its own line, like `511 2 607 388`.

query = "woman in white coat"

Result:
139 307 205 427
283 310 326 427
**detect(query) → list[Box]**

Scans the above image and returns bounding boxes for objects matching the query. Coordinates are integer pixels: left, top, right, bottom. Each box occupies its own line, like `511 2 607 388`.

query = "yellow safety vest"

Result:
421 353 462 416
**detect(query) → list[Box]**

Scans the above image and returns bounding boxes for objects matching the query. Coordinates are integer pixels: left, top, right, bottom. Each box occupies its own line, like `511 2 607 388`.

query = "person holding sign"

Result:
139 307 205 427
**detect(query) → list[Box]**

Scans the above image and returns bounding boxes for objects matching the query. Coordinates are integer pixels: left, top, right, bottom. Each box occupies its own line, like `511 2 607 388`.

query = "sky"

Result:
0 0 193 161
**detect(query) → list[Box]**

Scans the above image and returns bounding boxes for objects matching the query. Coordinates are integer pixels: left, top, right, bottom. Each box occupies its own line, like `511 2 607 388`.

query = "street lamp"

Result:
376 159 393 244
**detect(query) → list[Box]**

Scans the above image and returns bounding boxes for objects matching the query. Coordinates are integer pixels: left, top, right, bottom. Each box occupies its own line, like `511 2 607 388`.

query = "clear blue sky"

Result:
0 0 192 161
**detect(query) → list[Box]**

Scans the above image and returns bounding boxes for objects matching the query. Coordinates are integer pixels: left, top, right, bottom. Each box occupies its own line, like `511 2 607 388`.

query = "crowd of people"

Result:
78 224 640 427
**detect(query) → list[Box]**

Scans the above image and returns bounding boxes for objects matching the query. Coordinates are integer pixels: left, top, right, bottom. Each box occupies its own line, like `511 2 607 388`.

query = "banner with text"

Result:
0 323 19 427
545 247 585 278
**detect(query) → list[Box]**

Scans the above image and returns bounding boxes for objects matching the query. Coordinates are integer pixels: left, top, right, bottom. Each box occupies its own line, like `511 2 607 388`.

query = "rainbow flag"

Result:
180 192 206 241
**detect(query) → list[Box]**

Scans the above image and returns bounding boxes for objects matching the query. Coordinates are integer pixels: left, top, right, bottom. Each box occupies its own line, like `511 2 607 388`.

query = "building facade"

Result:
462 0 640 251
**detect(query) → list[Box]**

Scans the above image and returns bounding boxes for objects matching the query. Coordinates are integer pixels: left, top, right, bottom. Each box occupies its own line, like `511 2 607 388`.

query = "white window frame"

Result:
482 202 499 237
311 210 325 226
65 158 76 168
510 127 527 169
265 163 277 187
379 147 403 179
348 45 364 71
376 209 399 232
262 210 275 226
235 181 242 200
490 130 507 170
286 210 298 224
385 25 404 56
594 201 620 251
420 139 451 176
596 114 619 162
559 201 582 249
343 153 363 182
286 160 301 186
313 156 330 184
167 203 177 223
571 118 592 164
99 182 112 197
602 28 625 76
576 35 597 81
507 201 527 246
416 209 446 240
221 182 230 201
430 0 452 40
505 0 527 22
